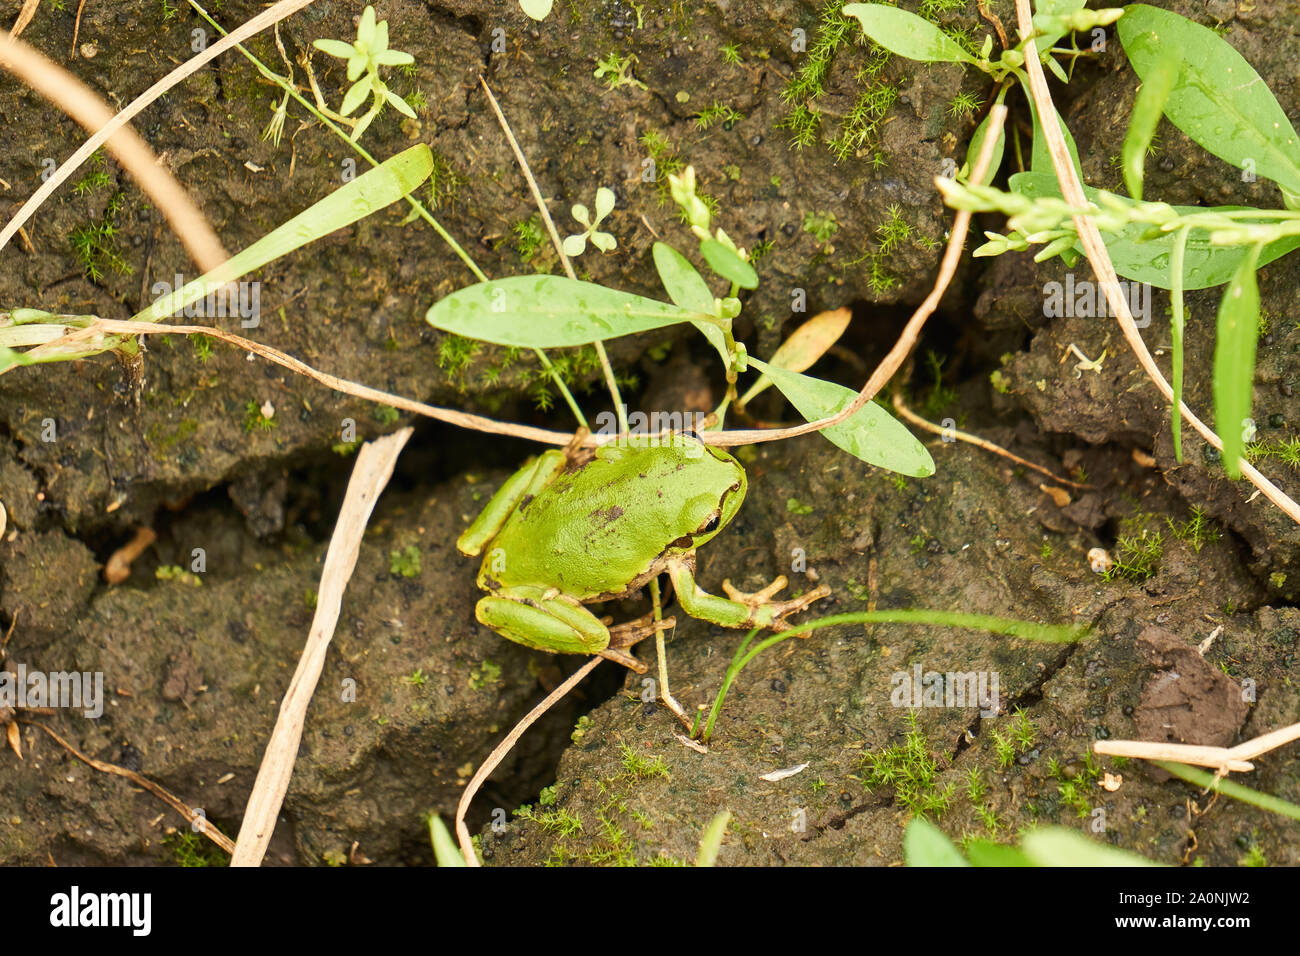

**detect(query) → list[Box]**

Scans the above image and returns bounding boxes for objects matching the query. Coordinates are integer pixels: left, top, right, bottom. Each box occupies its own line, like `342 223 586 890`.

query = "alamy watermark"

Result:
1 664 103 718
593 407 710 457
890 663 1000 717
1043 273 1151 328
151 273 261 328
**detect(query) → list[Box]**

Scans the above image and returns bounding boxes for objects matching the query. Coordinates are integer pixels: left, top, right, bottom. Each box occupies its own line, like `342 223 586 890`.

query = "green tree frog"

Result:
457 432 830 672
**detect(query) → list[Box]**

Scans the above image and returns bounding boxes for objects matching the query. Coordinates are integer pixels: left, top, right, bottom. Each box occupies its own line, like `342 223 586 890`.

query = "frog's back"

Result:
486 438 743 599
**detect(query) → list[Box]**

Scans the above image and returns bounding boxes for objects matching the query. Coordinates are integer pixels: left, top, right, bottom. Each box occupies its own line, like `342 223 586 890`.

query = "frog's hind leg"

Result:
475 592 609 656
456 450 567 557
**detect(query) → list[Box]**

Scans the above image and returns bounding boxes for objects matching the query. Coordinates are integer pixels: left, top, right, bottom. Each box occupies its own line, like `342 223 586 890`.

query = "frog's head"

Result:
680 443 747 550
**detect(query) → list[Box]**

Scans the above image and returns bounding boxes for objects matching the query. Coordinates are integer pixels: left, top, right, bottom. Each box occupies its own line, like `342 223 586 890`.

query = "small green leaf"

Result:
1214 244 1262 479
751 360 935 476
426 276 704 348
739 307 851 406
903 819 969 866
312 38 356 60
385 88 418 118
698 238 757 289
842 4 977 64
695 810 731 867
1119 5 1300 197
429 815 467 866
653 242 714 313
340 77 372 117
1121 49 1177 201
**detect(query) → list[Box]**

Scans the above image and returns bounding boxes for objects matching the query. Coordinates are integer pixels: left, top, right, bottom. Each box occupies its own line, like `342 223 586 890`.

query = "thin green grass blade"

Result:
1156 762 1300 822
1121 50 1178 202
1213 244 1262 479
695 810 732 867
138 144 434 323
1170 226 1189 462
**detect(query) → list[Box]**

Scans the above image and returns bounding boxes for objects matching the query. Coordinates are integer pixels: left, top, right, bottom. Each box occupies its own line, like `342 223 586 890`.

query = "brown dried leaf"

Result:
738 307 852 408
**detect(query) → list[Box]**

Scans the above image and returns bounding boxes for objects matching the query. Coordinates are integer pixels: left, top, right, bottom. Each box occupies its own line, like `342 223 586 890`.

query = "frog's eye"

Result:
696 511 722 535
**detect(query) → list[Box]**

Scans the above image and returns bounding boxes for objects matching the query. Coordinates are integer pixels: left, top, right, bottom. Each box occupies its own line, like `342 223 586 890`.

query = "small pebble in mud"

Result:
1281 382 1294 397
118 745 143 772
1158 156 1175 172
1123 704 1134 716
1016 748 1039 765
781 223 797 237
750 134 762 147
770 678 787 693
1087 547 1113 574
1269 413 1286 428
1061 760 1084 779
1202 445 1222 464
344 726 354 736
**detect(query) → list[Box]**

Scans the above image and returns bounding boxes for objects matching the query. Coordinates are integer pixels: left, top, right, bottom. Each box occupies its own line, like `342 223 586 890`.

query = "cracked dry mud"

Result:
1 0 1298 866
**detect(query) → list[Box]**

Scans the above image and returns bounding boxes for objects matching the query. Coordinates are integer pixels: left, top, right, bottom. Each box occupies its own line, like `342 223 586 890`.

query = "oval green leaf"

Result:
698 238 758 289
842 4 977 64
903 819 969 867
426 275 704 347
753 360 935 476
1119 5 1300 197
653 241 714 312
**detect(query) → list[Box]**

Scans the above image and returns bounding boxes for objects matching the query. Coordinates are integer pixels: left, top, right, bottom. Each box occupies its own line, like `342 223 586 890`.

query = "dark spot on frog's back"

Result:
589 505 624 528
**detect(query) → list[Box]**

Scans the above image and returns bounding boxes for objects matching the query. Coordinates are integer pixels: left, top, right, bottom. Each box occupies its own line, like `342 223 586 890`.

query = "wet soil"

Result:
1 1 1297 866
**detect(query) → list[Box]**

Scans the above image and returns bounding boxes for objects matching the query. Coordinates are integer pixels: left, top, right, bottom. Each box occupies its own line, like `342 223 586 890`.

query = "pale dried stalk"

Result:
891 391 1089 489
24 720 236 854
230 427 411 866
1012 0 1300 527
7 0 39 38
0 0 317 263
1092 740 1254 773
1095 719 1300 776
454 657 601 866
47 318 579 446
0 36 226 270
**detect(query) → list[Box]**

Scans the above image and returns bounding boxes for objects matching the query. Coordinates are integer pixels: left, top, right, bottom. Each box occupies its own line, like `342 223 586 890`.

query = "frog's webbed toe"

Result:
721 575 832 630
599 612 676 673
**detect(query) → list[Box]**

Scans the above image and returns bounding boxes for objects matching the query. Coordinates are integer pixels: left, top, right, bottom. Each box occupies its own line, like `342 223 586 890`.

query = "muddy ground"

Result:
0 0 1297 865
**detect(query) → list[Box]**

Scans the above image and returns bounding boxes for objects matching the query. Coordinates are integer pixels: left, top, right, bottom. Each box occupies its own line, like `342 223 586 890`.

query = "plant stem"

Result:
700 609 1087 742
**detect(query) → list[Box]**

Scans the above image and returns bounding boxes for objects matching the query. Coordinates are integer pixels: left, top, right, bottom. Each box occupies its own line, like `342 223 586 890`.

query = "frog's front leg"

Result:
665 559 831 630
475 587 664 674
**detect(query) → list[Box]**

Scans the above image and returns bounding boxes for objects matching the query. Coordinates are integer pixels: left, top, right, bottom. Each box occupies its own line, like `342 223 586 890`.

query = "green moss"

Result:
468 659 501 689
163 828 227 866
242 400 276 432
389 545 422 578
859 712 955 819
620 744 669 779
